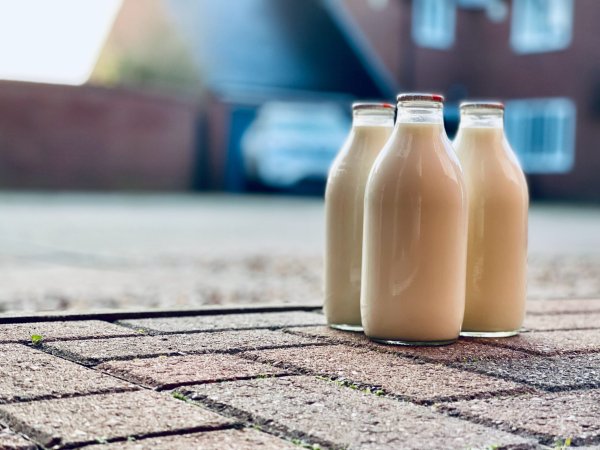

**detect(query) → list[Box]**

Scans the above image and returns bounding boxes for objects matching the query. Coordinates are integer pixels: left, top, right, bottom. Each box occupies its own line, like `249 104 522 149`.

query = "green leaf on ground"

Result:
30 334 44 345
555 437 572 448
172 391 187 401
291 438 321 449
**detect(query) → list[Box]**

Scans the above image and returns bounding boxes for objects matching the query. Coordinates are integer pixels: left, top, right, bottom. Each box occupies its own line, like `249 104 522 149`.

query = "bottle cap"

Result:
396 93 444 103
460 101 504 111
352 102 396 111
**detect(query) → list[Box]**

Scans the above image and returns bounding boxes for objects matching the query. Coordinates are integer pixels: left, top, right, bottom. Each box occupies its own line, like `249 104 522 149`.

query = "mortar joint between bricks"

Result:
224 342 332 356
41 342 331 368
54 424 243 450
155 372 303 392
0 386 140 406
94 366 163 392
126 323 328 336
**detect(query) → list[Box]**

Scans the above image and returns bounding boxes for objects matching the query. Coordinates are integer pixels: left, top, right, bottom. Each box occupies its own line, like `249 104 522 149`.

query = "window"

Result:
457 0 508 23
505 98 576 173
510 0 574 54
412 0 456 49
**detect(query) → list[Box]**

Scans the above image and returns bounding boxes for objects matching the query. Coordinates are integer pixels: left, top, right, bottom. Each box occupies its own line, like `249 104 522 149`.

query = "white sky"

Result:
0 0 122 85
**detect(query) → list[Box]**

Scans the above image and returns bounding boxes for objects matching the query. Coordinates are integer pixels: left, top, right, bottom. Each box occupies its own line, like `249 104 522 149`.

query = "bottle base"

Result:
369 337 457 347
460 330 520 338
329 323 364 333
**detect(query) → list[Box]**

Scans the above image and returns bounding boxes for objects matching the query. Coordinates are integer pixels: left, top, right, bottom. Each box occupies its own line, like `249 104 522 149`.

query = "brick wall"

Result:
0 81 199 190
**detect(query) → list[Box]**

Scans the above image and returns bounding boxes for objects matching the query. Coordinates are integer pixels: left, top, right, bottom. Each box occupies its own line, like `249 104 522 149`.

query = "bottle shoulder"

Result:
367 152 464 204
372 136 462 177
459 148 527 188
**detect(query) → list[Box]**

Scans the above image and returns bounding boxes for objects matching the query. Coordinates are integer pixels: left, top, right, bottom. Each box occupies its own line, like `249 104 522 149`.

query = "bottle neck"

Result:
352 109 394 127
459 110 504 129
396 101 444 125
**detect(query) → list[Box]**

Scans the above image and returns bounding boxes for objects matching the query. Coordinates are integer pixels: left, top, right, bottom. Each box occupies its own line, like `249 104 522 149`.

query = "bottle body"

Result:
324 104 394 330
361 94 467 344
454 103 529 336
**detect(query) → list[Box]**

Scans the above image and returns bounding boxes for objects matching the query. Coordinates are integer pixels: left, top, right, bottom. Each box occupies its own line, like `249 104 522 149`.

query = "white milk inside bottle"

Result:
361 93 468 345
324 103 394 330
453 102 529 337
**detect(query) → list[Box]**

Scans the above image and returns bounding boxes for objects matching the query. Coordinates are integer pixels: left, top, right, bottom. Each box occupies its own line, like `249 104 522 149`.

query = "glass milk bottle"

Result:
324 103 395 331
361 93 467 345
453 102 529 337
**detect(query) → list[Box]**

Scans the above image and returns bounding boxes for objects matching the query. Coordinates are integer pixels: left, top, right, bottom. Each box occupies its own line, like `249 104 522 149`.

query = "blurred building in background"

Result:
0 0 597 200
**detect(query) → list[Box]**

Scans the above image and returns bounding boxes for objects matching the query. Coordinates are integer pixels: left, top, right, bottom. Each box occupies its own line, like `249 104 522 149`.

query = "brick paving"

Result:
446 389 600 446
474 329 600 355
98 354 288 390
184 376 535 449
454 352 600 391
44 329 321 365
0 345 135 404
84 429 299 449
526 298 600 315
0 391 232 448
0 427 35 450
0 321 137 344
0 305 598 449
523 312 600 331
119 310 325 333
285 324 529 361
243 345 529 403
3 195 599 313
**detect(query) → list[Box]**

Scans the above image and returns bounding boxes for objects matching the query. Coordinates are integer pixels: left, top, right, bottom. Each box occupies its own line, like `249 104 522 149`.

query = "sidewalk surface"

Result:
1 193 600 312
1 194 599 449
1 300 600 449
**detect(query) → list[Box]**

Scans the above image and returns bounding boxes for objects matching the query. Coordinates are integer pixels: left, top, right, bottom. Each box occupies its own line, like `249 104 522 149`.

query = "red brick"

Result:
0 81 197 190
98 353 287 389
